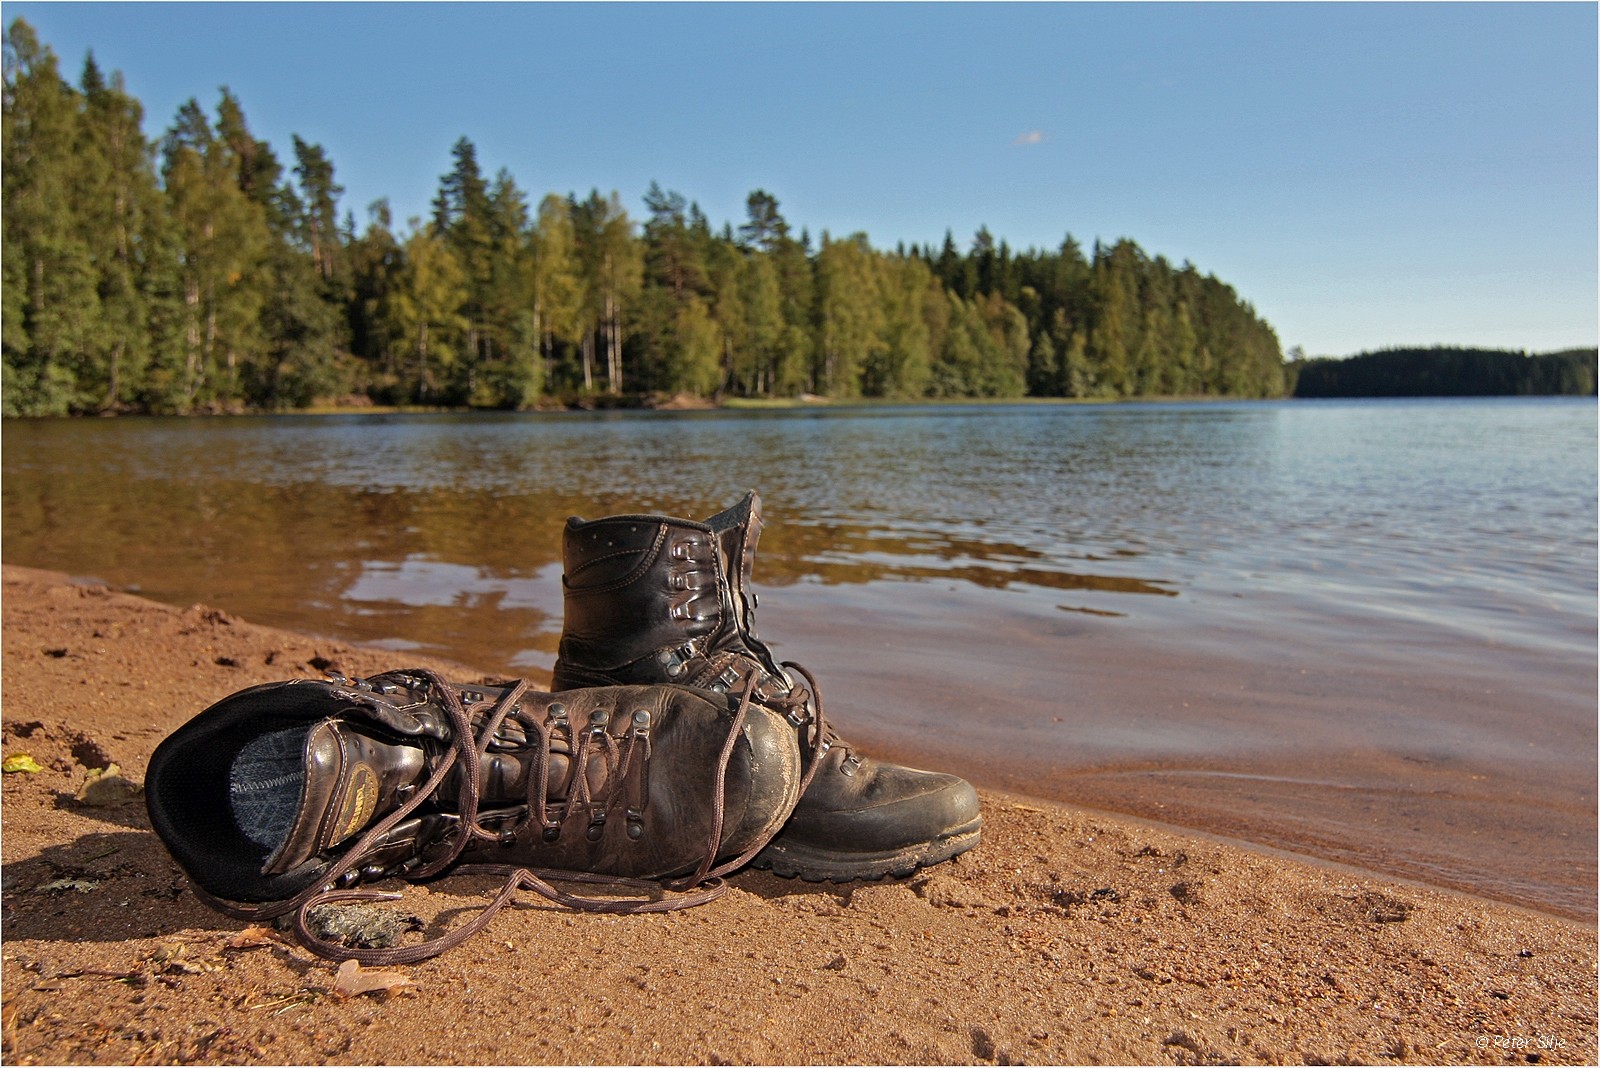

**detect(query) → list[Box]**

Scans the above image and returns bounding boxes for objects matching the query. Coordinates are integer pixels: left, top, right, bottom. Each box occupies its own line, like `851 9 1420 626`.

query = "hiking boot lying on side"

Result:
553 490 983 882
145 668 804 963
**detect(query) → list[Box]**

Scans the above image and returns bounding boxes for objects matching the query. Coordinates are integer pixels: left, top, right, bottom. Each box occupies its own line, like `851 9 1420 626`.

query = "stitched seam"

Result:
568 524 670 596
708 535 726 636
231 772 301 794
568 547 649 577
554 652 656 684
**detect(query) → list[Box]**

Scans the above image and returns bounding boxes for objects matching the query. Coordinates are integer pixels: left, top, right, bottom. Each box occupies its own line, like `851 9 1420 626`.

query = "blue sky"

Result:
8 1 1596 357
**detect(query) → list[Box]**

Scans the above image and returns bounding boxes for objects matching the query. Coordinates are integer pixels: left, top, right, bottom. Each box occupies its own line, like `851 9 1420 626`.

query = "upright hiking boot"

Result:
552 491 982 881
146 668 803 962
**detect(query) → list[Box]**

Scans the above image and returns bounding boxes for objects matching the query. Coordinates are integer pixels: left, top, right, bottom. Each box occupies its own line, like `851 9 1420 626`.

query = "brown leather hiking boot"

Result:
552 491 982 882
146 668 803 962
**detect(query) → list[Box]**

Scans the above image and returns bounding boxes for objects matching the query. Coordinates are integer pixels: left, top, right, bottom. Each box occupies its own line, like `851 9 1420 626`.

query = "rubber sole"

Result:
750 819 983 882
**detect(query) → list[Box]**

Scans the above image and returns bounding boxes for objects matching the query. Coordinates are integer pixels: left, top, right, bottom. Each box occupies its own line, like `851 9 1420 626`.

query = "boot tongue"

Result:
705 490 763 636
229 719 426 877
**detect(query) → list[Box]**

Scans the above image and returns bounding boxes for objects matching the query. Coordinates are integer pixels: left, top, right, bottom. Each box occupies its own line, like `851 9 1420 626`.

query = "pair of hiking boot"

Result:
146 492 982 962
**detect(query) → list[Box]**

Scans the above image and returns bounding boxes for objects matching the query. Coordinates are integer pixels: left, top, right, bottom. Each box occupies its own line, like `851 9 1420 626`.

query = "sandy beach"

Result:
2 563 1595 1065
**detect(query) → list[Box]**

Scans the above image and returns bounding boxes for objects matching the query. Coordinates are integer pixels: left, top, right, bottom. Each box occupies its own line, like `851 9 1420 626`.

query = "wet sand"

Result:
2 564 1595 1065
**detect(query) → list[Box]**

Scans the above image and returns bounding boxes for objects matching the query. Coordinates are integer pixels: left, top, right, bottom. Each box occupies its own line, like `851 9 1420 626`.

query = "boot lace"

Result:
694 652 857 775
194 667 815 965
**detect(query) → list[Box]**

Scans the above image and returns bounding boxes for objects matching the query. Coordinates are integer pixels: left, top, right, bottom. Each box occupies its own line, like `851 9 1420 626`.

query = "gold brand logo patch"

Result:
336 763 379 842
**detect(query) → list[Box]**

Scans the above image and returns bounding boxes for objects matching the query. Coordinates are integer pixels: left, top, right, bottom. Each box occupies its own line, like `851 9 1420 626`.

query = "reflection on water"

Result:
4 399 1596 915
4 399 1592 672
3 403 1236 668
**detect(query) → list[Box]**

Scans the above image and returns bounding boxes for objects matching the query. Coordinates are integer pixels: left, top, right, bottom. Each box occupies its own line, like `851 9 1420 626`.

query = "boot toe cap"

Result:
786 756 982 855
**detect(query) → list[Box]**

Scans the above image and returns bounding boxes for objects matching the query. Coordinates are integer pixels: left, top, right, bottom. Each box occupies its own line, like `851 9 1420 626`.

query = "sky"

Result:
7 1 1596 358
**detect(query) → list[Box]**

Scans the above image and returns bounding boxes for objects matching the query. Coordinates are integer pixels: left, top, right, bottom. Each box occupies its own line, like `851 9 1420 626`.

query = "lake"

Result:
4 398 1595 918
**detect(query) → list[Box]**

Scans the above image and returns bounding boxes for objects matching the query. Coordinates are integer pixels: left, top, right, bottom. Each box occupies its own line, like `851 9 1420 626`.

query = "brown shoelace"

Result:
196 668 821 965
695 653 851 771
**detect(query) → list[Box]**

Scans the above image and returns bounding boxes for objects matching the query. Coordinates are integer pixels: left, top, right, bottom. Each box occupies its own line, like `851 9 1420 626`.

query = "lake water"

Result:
4 398 1595 918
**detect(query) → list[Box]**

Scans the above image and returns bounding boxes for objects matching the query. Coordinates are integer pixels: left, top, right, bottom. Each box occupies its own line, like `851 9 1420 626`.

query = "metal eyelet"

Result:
657 647 686 677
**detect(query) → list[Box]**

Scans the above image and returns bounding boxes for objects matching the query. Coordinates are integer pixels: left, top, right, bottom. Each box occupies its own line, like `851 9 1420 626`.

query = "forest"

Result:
1291 346 1598 398
2 19 1293 416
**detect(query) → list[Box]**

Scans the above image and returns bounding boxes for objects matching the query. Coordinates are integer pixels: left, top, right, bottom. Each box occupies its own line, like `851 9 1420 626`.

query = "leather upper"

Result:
146 672 801 903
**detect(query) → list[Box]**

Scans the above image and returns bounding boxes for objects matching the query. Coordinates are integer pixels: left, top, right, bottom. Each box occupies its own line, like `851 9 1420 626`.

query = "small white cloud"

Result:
1013 129 1045 147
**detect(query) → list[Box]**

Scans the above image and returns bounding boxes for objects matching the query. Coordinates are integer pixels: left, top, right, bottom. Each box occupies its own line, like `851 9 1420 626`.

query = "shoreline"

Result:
6 566 1582 929
8 381 1597 422
2 563 1595 1065
11 561 1593 924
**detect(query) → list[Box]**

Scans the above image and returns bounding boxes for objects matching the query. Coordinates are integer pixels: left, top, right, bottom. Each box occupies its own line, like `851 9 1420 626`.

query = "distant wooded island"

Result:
1291 347 1597 398
3 19 1593 417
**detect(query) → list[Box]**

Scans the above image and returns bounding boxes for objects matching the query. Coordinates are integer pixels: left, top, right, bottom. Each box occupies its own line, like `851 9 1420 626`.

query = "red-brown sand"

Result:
2 564 1595 1065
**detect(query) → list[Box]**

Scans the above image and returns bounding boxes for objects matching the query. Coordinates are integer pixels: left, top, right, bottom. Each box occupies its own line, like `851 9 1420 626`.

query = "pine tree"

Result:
228 120 353 409
643 182 710 298
769 212 815 396
530 193 582 392
670 295 723 396
1088 239 1142 397
157 93 273 411
814 233 884 397
1132 255 1175 395
1170 297 1199 396
255 224 347 407
432 137 495 384
389 227 468 402
571 190 640 393
706 237 745 398
637 183 714 393
867 255 934 398
76 56 170 411
346 199 404 395
3 20 98 414
1027 329 1058 397
971 227 997 295
974 291 1029 396
723 191 809 396
737 189 789 253
292 136 343 283
736 253 782 396
475 169 538 406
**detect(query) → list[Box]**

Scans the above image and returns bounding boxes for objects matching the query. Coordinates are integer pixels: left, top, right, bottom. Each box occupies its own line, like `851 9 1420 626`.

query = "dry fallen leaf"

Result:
147 941 219 974
76 764 141 806
3 753 44 774
226 925 280 950
332 958 411 999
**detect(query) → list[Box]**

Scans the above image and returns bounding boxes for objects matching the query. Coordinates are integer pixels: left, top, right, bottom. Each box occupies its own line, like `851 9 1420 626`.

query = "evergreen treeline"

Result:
3 20 1288 417
1291 346 1598 398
